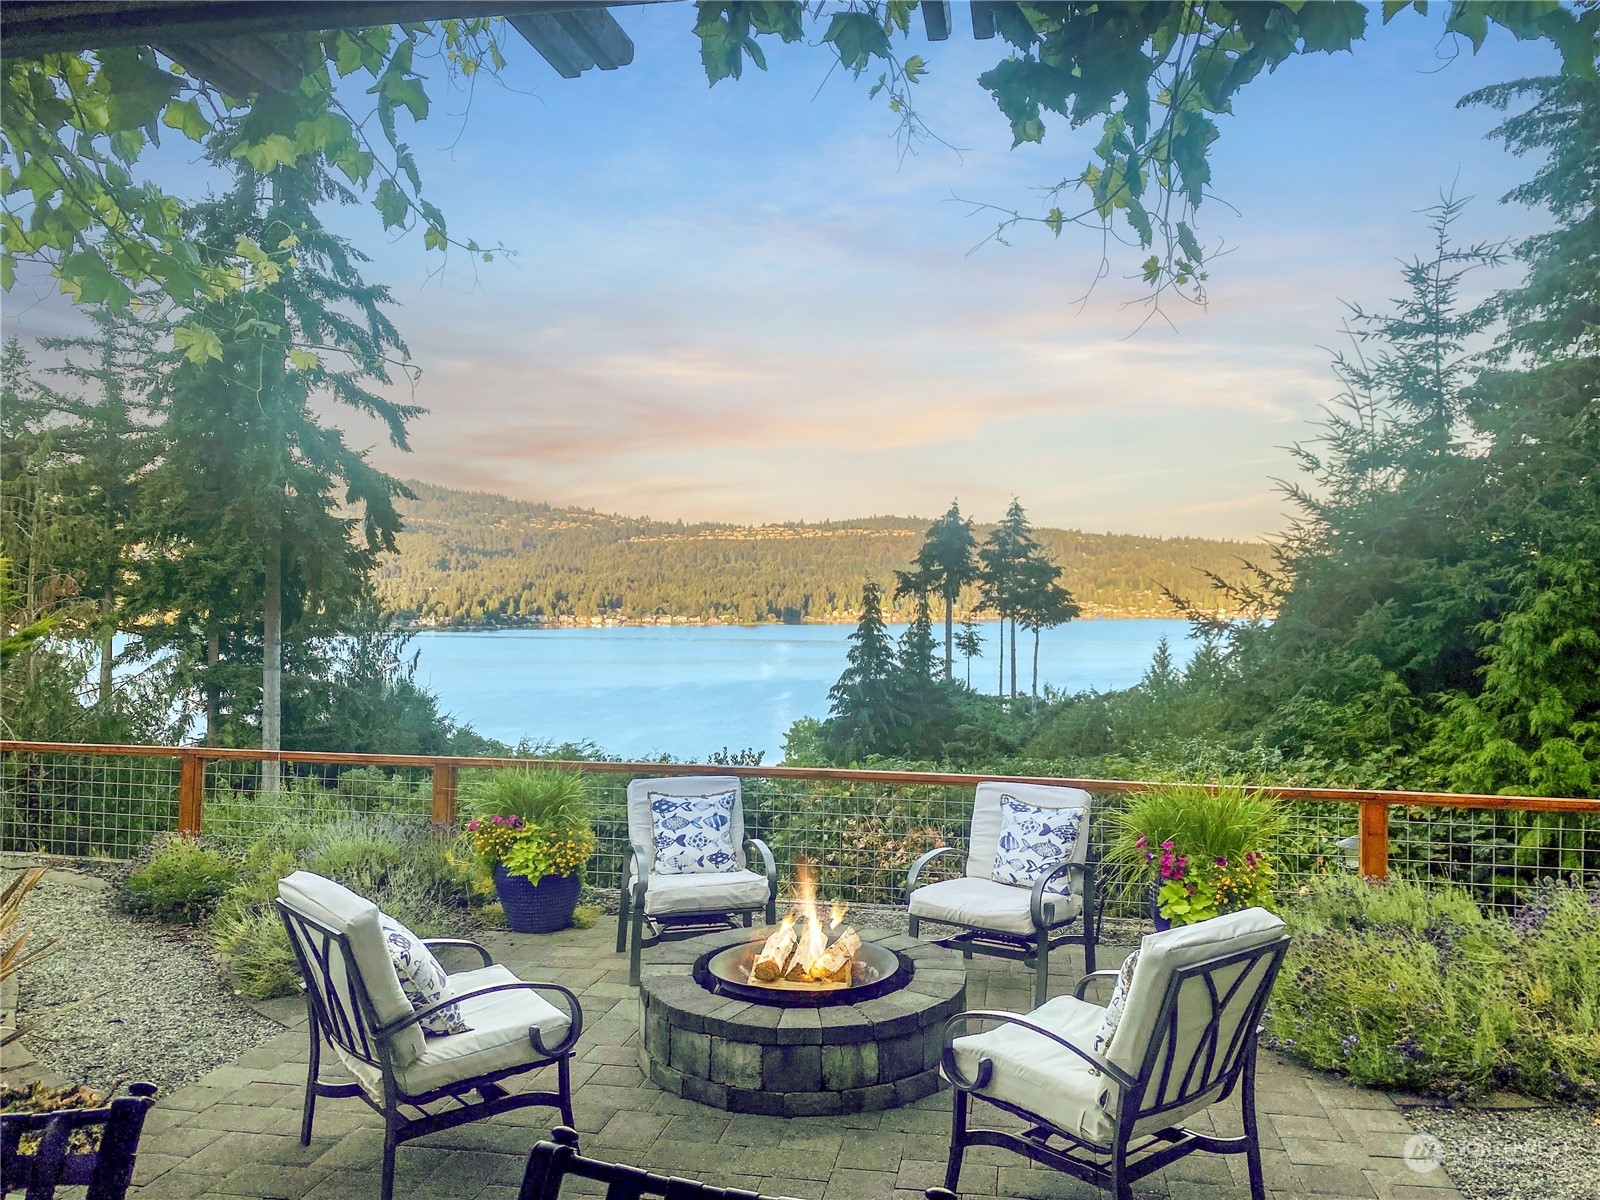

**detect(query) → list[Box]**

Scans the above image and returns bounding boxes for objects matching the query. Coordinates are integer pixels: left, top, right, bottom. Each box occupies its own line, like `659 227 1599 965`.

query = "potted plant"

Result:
463 768 595 934
1105 784 1285 929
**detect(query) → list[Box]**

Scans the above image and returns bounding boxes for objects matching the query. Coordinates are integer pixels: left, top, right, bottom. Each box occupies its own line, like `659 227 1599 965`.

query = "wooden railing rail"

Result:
5 738 1599 880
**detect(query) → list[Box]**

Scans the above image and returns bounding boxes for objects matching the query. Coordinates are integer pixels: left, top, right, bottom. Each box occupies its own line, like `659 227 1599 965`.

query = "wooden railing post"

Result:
1359 799 1389 880
177 750 206 837
432 762 458 826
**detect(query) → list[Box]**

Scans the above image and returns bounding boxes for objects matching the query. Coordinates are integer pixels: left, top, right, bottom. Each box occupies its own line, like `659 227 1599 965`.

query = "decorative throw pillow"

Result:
1092 948 1141 1060
649 790 739 874
991 794 1083 893
378 914 469 1037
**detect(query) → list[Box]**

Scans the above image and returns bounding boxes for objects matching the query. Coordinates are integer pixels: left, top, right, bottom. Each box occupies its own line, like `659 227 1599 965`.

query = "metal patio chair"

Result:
906 781 1097 1007
616 775 777 986
519 1126 809 1200
938 908 1291 1200
276 871 583 1200
0 1082 156 1200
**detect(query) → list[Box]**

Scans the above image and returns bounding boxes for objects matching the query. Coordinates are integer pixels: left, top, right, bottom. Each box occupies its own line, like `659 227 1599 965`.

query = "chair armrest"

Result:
940 1008 1136 1092
1073 970 1123 1002
906 846 963 899
421 938 494 970
622 842 650 900
377 980 585 1058
1029 860 1079 930
747 837 777 893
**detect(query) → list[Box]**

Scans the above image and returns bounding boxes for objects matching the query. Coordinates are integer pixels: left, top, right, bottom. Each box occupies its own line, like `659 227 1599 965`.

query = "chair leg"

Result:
615 882 630 954
741 911 752 928
765 894 776 925
1242 1050 1267 1200
557 1055 575 1128
300 1013 321 1145
1083 922 1096 975
1108 1140 1134 1200
381 1113 400 1200
943 1088 969 1191
1033 933 1049 1008
908 914 919 938
628 893 647 986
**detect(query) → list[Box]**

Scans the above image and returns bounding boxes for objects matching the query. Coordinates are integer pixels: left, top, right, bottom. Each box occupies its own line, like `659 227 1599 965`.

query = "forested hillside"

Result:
375 483 1268 626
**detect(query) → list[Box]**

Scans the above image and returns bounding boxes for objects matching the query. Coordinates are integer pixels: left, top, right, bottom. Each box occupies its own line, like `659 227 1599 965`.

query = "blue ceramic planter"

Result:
493 865 581 934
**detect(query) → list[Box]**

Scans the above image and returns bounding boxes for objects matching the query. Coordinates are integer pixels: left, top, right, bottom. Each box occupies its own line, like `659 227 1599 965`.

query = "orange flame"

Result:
792 860 828 972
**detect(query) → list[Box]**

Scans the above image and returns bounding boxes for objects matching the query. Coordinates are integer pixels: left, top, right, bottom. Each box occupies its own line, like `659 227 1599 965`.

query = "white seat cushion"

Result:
950 994 1120 1146
948 994 1223 1149
334 965 571 1100
908 876 1082 935
642 868 770 916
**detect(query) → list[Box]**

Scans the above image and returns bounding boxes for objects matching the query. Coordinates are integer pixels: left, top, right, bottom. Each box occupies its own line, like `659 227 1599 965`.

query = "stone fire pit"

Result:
637 927 966 1116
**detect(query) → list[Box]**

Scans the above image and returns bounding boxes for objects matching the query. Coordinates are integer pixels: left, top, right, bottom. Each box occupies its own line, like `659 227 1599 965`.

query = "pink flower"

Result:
1135 834 1148 850
467 819 479 831
1215 856 1228 868
1161 839 1174 850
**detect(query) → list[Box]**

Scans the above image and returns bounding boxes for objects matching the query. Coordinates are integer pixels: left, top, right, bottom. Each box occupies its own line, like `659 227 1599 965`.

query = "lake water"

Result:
411 618 1198 763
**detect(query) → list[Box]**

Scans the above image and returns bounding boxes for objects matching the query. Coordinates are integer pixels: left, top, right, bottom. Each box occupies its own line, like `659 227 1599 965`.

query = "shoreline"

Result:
398 609 1214 632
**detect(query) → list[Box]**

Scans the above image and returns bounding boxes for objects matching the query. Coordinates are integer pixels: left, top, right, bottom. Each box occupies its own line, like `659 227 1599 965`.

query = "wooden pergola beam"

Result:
1 1 648 82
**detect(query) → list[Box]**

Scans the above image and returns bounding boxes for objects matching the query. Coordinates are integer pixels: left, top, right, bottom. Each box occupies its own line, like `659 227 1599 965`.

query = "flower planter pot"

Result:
493 866 581 934
1147 881 1172 932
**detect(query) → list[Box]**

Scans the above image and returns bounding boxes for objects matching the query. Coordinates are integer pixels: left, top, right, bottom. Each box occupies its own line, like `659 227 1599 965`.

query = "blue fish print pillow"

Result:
991 793 1083 893
649 790 739 874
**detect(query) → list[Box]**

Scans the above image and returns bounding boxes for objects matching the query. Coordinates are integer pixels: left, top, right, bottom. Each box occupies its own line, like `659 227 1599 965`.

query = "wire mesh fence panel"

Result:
1271 801 1360 899
0 752 179 857
199 760 434 844
1388 804 1600 911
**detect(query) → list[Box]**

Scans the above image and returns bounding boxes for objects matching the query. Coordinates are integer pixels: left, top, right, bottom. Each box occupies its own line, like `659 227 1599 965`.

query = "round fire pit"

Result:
695 936 910 1006
638 927 966 1116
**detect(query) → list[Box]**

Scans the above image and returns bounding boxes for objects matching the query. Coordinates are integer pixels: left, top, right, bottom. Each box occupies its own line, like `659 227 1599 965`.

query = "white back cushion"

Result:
278 871 426 1065
966 782 1092 881
626 776 745 877
1105 907 1287 1108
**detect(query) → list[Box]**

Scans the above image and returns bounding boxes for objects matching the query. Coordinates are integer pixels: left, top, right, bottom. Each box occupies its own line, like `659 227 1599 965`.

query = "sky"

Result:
0 5 1562 539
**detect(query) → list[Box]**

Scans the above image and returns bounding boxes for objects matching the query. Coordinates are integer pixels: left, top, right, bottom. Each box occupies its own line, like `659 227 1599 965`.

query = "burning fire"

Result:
750 860 861 986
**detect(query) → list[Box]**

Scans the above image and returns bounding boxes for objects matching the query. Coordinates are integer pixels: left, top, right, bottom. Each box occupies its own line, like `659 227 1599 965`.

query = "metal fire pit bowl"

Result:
694 932 909 1008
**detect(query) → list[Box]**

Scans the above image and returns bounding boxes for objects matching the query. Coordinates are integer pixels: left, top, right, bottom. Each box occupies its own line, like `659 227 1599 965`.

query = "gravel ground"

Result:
13 866 282 1096
1402 1104 1600 1200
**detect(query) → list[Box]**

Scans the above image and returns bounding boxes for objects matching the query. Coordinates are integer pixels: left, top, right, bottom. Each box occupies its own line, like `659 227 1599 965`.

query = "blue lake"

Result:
411 618 1198 763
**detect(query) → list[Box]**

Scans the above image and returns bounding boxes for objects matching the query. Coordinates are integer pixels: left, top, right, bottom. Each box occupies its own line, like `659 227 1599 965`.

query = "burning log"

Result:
809 928 861 984
752 919 798 982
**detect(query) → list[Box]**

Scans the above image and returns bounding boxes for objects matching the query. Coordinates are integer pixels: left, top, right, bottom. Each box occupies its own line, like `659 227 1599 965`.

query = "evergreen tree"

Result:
980 499 1044 698
825 581 900 759
1015 554 1080 696
955 620 984 687
1427 70 1600 795
36 308 165 707
898 591 937 685
907 501 979 680
140 157 419 769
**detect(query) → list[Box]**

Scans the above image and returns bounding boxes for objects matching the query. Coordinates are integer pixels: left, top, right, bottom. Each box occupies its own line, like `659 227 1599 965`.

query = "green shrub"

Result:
212 907 299 1000
460 767 592 830
118 837 238 924
1268 877 1600 1101
209 815 479 999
